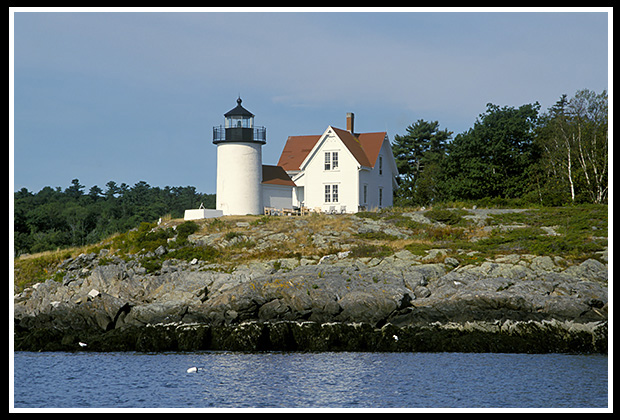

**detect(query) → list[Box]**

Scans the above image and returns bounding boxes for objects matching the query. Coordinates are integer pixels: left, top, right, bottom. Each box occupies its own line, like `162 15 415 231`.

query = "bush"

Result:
176 221 199 238
349 243 392 258
424 208 464 225
127 222 172 253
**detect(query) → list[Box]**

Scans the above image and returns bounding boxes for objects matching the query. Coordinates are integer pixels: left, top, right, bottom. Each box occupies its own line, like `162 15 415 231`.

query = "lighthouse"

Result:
213 97 266 215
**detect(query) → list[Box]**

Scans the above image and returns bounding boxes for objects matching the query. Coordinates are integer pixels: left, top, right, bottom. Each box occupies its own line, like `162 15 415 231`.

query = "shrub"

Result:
224 231 243 241
141 257 163 274
126 222 173 253
424 208 464 225
176 221 199 238
349 243 392 258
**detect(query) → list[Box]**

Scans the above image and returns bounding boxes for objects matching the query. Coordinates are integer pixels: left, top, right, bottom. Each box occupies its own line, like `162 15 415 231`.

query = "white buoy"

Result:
186 367 198 373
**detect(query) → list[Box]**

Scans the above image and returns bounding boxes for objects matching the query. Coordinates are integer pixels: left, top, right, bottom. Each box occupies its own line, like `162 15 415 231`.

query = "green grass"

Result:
349 243 393 258
14 204 607 292
424 208 468 225
396 204 607 263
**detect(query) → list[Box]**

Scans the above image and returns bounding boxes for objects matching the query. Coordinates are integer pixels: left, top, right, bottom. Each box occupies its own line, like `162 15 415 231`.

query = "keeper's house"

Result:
277 112 398 213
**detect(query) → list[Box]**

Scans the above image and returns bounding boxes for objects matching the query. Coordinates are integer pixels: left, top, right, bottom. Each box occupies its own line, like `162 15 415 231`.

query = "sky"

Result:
10 8 611 195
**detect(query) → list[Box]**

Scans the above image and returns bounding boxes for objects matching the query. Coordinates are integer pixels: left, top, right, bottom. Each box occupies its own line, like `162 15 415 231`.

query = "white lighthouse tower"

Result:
213 97 266 216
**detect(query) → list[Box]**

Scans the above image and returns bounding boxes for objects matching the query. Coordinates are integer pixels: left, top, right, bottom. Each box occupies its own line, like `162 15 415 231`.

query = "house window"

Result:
363 184 368 204
324 184 339 203
379 188 383 207
379 156 383 175
324 151 338 171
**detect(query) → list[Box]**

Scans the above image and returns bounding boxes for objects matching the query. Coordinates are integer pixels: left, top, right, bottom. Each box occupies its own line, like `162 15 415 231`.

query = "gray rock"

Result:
401 212 434 225
413 285 431 299
14 241 608 353
444 257 460 267
563 258 607 282
258 299 291 321
336 291 397 325
530 256 558 272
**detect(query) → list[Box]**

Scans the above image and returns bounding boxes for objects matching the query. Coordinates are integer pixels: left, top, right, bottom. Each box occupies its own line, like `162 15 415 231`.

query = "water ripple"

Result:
13 351 608 409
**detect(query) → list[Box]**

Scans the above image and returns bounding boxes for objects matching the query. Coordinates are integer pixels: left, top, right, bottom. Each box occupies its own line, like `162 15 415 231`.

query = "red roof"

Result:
262 165 296 186
277 128 387 171
277 135 320 172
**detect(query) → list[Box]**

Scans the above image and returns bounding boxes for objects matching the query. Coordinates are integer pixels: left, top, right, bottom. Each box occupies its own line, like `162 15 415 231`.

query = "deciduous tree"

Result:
442 102 540 201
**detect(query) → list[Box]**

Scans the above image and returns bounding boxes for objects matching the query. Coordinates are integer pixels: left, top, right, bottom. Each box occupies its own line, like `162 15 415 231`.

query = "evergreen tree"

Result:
392 119 452 206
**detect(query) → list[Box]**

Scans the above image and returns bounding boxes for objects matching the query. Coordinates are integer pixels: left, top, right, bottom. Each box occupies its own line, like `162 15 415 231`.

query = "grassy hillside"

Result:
13 204 608 293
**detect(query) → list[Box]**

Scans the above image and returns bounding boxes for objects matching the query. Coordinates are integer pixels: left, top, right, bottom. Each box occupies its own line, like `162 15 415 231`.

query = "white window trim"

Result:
324 183 340 204
324 151 340 172
332 184 339 203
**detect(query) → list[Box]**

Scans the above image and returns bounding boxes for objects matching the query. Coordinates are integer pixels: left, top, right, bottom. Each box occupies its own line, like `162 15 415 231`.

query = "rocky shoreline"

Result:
14 243 608 353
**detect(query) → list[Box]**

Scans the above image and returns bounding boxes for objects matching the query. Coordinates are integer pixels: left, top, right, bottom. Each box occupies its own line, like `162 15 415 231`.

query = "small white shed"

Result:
184 204 223 220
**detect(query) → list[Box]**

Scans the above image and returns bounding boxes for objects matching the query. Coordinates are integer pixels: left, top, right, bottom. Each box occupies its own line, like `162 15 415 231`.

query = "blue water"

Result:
12 351 608 409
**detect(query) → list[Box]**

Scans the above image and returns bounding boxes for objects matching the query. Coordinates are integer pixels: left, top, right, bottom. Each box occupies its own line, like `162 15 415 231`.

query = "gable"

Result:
276 125 392 172
277 135 321 171
330 127 373 168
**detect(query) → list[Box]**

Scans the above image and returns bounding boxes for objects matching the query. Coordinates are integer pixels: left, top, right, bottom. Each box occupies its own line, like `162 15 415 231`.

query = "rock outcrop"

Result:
14 247 608 353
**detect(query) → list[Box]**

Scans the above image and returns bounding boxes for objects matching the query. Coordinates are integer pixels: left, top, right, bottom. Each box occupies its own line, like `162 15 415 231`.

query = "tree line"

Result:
392 88 608 207
14 179 215 256
13 88 607 256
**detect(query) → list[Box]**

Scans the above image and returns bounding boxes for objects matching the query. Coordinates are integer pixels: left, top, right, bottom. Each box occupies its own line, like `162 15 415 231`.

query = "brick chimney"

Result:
346 112 354 133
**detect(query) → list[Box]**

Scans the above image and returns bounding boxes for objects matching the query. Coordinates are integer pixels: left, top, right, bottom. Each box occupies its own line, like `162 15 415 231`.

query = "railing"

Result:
213 126 266 144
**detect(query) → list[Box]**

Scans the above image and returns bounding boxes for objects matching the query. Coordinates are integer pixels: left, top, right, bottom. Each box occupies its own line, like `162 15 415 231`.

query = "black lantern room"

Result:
213 97 266 144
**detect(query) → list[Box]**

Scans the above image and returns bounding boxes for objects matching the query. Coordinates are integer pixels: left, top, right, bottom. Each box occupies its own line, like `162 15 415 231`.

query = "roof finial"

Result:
237 95 242 106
